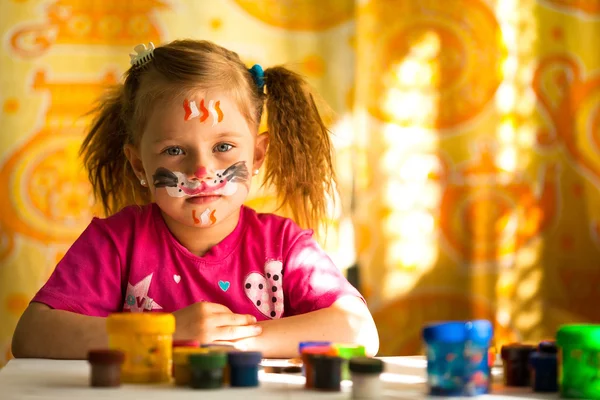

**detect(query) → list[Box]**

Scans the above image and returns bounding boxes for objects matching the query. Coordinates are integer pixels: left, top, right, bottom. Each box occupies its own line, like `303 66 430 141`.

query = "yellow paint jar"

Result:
106 313 175 383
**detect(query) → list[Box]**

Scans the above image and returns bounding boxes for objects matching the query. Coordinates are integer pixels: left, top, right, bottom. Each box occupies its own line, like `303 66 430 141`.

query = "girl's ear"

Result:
253 132 269 171
124 144 146 182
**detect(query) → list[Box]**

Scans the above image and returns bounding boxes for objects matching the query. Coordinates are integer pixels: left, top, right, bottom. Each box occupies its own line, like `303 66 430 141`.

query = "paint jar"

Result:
173 340 200 348
88 349 125 387
529 341 557 393
301 346 336 389
189 351 227 389
298 341 332 376
201 344 236 385
298 341 332 355
422 320 493 396
500 343 536 387
228 351 262 387
349 357 384 399
106 313 175 383
172 348 209 386
557 324 600 399
312 354 343 392
200 343 236 350
333 343 367 380
171 340 200 377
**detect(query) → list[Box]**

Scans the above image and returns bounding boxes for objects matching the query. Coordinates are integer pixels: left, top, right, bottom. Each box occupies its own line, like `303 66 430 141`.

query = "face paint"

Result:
195 166 208 178
153 161 249 198
183 99 200 121
200 208 217 226
199 99 208 122
183 98 224 125
192 208 217 226
208 100 224 126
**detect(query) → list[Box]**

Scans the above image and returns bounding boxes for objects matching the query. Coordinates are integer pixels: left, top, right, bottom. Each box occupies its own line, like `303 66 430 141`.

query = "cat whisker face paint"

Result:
152 161 249 198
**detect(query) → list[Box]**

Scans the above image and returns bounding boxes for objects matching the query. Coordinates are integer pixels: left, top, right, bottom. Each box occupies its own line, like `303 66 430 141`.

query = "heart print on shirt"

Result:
244 260 284 319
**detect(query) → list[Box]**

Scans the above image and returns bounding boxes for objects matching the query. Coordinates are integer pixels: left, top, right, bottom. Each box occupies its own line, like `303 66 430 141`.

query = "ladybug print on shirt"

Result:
244 260 284 319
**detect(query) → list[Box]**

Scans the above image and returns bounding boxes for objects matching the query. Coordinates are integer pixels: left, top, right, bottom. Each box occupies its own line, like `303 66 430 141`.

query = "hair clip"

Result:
130 42 155 69
248 64 265 92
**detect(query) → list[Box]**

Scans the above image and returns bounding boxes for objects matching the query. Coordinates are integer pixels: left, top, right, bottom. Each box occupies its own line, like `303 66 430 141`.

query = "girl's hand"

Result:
172 302 262 343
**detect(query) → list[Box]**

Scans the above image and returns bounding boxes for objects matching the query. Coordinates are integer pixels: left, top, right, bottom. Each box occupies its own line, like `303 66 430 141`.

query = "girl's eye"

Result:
214 143 233 153
164 147 184 156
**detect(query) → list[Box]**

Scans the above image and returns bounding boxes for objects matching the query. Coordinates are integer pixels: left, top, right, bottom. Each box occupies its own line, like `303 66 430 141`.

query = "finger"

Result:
200 302 232 314
213 324 263 341
209 313 257 327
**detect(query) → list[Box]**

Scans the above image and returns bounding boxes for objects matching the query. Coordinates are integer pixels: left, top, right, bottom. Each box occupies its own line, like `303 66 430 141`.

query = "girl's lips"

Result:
185 195 222 205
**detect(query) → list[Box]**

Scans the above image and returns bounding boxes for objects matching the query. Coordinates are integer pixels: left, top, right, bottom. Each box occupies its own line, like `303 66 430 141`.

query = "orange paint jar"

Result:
301 346 336 389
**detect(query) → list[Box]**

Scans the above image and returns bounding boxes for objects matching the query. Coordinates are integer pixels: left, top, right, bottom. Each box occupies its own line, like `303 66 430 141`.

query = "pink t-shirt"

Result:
32 203 362 320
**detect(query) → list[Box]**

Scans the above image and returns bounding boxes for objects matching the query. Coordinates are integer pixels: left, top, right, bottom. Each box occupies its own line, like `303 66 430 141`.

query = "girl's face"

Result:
126 90 267 230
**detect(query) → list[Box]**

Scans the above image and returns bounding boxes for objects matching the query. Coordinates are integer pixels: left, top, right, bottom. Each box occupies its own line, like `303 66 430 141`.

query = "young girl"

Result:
11 39 378 359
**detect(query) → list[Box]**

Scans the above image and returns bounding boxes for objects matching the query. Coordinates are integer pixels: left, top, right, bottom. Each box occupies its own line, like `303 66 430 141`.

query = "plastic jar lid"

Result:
173 340 200 348
423 320 493 344
200 344 236 351
501 343 536 360
228 351 263 366
88 349 125 365
106 313 175 334
556 324 600 349
173 348 209 365
189 351 227 369
333 344 366 359
349 357 384 374
302 346 336 356
538 341 557 354
298 341 332 354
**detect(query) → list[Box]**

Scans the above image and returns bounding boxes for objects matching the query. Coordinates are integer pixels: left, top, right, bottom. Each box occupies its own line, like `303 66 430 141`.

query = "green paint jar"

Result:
333 344 366 380
189 351 227 389
556 324 600 399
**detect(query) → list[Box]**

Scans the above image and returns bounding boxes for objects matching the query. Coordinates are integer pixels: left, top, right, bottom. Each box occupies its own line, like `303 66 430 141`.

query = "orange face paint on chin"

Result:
192 209 217 226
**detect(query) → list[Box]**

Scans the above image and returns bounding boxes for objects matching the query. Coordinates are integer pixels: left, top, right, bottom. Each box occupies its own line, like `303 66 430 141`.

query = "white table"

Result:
0 356 560 399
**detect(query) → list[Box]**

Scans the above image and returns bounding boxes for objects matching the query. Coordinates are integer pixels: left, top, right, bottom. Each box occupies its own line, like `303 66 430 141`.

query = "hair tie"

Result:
248 64 265 92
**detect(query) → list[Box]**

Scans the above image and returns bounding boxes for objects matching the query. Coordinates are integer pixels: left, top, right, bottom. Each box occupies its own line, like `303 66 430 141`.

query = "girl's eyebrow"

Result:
214 131 245 139
153 131 245 144
153 135 185 144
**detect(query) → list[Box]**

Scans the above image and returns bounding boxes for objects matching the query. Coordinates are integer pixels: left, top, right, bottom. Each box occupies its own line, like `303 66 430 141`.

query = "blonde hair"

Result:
81 39 335 231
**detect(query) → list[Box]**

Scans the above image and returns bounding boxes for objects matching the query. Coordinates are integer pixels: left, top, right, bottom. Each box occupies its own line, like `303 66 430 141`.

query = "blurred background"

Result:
1 0 599 367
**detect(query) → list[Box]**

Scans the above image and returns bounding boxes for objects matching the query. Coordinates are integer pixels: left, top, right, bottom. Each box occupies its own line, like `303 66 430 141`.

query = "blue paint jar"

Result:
530 341 558 392
422 320 493 396
227 351 262 387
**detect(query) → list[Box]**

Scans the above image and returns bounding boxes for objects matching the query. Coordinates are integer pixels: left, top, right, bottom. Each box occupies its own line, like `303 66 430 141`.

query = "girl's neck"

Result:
160 207 241 257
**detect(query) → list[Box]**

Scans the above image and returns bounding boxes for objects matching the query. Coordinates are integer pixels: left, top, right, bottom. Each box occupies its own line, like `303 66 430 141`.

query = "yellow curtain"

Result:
0 0 598 366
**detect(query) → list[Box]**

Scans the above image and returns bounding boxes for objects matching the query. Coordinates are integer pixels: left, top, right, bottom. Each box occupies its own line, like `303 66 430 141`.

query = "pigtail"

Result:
80 83 145 216
263 67 336 231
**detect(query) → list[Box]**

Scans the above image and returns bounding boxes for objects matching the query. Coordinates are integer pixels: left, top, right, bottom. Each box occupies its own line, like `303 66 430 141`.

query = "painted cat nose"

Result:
194 166 208 178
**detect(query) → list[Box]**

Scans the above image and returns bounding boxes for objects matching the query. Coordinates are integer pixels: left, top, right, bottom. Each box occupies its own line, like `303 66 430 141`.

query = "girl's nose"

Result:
194 166 208 179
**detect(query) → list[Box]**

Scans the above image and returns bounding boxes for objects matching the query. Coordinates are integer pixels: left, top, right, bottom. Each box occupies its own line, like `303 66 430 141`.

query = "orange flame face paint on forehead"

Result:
183 98 224 126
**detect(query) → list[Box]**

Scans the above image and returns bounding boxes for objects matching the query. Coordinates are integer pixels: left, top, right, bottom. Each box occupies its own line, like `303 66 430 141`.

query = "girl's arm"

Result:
12 302 263 359
12 302 108 359
236 296 379 358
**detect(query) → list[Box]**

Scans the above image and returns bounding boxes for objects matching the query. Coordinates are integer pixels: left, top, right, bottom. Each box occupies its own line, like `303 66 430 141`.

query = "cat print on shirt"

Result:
244 260 284 319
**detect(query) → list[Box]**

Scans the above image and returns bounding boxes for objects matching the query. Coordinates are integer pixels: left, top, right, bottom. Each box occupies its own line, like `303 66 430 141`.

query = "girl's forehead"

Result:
145 90 253 137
